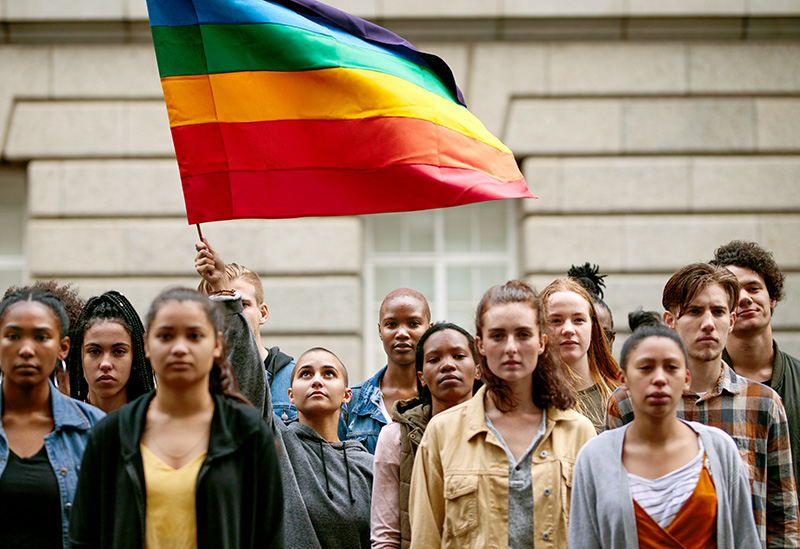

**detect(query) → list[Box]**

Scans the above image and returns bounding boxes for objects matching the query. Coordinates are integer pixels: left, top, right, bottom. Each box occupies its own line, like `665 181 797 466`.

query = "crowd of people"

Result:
0 238 797 548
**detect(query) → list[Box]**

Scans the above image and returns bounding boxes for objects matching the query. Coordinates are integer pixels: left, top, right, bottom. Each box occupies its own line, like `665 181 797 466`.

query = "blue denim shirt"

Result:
0 380 105 548
268 359 297 423
343 366 388 454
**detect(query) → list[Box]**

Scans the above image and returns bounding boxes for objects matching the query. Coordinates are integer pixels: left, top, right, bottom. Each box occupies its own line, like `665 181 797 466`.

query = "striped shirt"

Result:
606 362 799 549
628 443 704 529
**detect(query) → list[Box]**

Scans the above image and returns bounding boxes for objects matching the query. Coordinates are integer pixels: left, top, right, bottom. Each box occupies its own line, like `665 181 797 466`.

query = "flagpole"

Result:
196 223 204 241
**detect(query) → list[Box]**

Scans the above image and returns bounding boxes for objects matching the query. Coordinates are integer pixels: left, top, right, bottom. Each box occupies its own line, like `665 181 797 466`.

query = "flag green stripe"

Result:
151 23 458 103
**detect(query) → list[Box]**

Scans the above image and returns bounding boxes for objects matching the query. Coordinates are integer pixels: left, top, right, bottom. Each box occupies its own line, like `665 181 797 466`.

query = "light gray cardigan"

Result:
568 421 760 548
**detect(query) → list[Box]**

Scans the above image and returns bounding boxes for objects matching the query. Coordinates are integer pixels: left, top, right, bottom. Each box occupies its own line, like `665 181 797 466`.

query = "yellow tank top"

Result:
141 444 206 549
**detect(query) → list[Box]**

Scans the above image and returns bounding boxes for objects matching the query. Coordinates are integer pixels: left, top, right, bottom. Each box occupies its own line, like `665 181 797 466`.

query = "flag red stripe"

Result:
181 166 532 224
171 117 523 183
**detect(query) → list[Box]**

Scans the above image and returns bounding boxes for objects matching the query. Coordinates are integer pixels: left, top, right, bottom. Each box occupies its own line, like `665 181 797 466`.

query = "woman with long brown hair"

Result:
409 281 595 548
541 278 619 433
69 288 283 548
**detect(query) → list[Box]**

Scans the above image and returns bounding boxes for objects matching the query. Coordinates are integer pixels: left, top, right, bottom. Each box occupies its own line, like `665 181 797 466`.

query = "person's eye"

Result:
158 333 171 341
427 357 440 364
36 334 51 341
385 322 397 328
455 353 467 360
574 318 586 324
300 371 312 378
549 318 562 325
113 348 127 356
86 348 100 355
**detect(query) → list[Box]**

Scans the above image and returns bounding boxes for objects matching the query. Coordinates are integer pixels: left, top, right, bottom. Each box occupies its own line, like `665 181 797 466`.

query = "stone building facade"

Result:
2 1 799 381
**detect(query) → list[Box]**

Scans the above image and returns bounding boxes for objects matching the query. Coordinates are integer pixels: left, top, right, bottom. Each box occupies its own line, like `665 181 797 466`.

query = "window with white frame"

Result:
362 200 517 378
0 168 26 291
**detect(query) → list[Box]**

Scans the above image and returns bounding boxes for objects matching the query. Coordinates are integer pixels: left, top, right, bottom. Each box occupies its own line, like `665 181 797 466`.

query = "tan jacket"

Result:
409 386 595 549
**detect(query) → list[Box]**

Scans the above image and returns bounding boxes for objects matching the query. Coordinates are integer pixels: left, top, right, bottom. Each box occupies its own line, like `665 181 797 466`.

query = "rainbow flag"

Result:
146 0 531 223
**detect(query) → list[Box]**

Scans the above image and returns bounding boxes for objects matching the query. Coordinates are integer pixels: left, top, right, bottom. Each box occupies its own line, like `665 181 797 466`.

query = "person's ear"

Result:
617 369 628 390
475 335 485 356
663 311 676 330
213 332 223 359
538 333 547 355
288 387 295 404
728 312 736 333
143 333 150 359
259 304 270 326
684 368 692 390
417 371 427 387
58 336 70 362
341 387 353 404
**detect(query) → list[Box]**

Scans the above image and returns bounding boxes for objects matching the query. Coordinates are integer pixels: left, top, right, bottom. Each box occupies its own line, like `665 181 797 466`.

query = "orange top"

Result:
633 454 717 549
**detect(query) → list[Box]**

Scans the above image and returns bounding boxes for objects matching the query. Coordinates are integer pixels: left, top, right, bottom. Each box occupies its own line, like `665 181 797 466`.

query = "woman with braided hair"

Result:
65 291 155 413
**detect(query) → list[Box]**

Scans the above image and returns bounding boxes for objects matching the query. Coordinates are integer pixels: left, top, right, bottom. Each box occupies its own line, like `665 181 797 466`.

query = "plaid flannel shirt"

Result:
605 362 799 549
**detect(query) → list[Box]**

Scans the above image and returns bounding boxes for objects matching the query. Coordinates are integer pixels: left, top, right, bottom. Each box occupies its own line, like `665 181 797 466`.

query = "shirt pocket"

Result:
560 459 574 517
443 474 480 541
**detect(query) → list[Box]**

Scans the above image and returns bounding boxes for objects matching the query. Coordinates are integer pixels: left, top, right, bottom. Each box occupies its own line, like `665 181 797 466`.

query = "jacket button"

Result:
539 450 548 458
542 532 551 540
65 502 72 509
60 468 67 476
544 488 551 496
281 412 288 421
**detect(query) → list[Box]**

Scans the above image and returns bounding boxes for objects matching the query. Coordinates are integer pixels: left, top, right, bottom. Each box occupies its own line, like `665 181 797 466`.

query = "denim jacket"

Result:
0 380 105 548
344 366 389 454
268 356 297 423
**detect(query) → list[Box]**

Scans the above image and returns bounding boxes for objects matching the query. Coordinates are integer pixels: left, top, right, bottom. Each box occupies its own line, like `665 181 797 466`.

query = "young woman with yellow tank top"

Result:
569 311 759 548
68 288 283 549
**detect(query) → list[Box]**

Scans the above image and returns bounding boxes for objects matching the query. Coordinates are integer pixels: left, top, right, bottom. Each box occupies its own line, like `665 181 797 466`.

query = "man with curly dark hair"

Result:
712 240 800 504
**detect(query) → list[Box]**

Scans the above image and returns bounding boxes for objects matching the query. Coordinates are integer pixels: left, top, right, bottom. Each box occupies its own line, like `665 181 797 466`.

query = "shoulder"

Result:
575 427 625 466
217 396 275 441
690 422 739 453
550 407 597 439
70 397 107 426
351 366 386 391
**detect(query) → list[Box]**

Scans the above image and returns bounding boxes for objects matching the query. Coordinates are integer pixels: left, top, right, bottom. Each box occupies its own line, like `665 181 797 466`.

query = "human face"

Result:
230 278 269 346
0 301 69 390
82 320 133 402
144 301 222 388
664 284 735 364
289 350 351 418
418 329 479 410
725 265 776 336
476 302 545 385
595 305 616 346
620 336 690 419
378 296 430 368
546 291 592 369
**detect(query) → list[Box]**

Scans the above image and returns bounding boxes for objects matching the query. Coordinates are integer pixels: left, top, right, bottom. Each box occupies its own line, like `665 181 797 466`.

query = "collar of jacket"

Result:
462 385 580 442
350 365 387 416
0 379 95 432
116 391 261 462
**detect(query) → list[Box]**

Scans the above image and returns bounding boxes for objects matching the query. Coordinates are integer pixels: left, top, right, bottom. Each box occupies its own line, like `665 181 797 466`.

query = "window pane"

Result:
478 201 507 252
408 267 435 299
0 169 26 256
407 210 435 252
0 269 23 292
448 303 475 332
372 213 403 252
444 206 471 252
375 267 403 300
446 266 471 301
479 265 508 292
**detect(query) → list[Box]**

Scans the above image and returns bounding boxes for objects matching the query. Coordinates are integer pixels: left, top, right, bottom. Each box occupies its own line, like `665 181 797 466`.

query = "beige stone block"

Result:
53 45 162 97
4 100 174 160
757 98 800 152
324 0 379 17
690 44 800 93
772 273 800 329
5 0 124 20
626 18 743 40
125 0 148 19
774 332 800 360
28 159 184 217
522 217 626 272
266 335 364 383
747 18 800 40
259 277 360 333
625 215 759 270
0 46 51 150
565 157 690 213
383 0 499 18
467 43 546 136
521 158 562 214
623 98 755 153
28 217 362 277
692 157 800 212
502 18 624 41
503 0 624 16
748 0 800 16
760 217 800 269
550 43 687 95
627 0 745 16
507 99 622 155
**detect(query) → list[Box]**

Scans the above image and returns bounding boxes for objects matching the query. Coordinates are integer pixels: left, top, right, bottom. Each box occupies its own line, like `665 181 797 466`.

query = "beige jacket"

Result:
409 386 595 549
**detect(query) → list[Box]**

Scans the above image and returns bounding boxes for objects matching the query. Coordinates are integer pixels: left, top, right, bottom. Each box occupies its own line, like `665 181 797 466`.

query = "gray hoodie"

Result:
275 421 373 549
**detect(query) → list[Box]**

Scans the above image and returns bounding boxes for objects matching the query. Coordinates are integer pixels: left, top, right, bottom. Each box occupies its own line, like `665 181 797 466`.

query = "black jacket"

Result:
68 391 284 549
